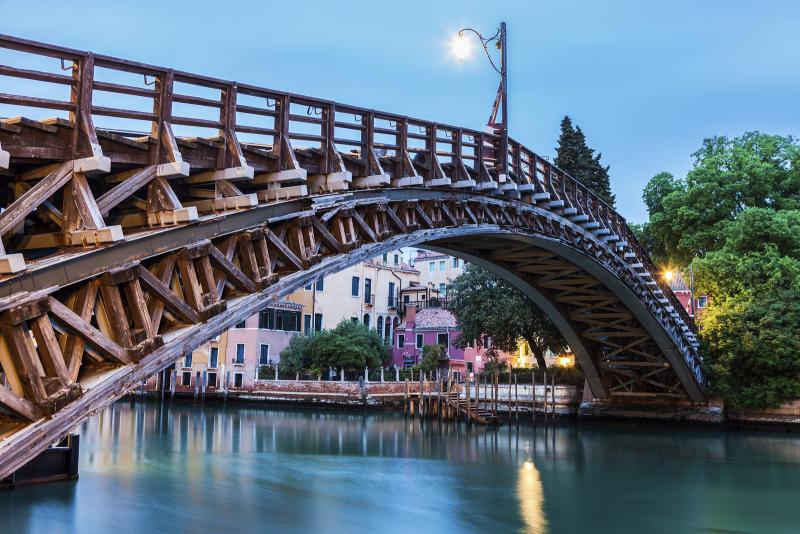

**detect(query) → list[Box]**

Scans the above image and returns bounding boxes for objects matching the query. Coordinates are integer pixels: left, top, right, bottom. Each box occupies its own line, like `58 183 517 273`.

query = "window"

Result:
304 314 312 334
437 333 448 347
377 317 383 338
439 261 445 272
466 339 474 348
394 254 399 265
364 278 372 303
351 317 358 323
236 320 246 329
209 347 218 369
398 334 405 348
181 372 191 386
429 262 435 273
483 337 490 349
259 344 270 366
304 281 312 290
403 294 410 303
382 253 388 262
697 296 708 309
259 310 269 329
363 314 370 328
184 353 192 368
452 258 459 268
315 277 324 291
235 344 245 364
207 372 217 388
388 282 396 307
234 373 243 388
351 276 360 297
416 334 424 349
439 283 446 296
314 313 323 332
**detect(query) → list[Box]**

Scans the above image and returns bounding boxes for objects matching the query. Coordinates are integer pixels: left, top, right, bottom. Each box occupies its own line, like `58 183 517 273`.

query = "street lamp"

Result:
452 22 509 179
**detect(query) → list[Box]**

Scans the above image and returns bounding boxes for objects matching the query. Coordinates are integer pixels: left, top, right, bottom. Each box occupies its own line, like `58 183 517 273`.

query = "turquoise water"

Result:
2 401 800 533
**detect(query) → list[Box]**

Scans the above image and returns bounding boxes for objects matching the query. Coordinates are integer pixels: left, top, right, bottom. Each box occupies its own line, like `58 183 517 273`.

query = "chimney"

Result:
405 303 417 325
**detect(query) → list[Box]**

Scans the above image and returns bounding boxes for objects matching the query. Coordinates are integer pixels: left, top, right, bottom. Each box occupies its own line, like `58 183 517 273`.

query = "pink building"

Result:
390 303 498 374
668 271 708 319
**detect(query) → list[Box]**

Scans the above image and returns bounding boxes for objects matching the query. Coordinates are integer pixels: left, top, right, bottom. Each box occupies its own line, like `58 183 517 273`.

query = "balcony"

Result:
399 297 450 315
364 293 375 307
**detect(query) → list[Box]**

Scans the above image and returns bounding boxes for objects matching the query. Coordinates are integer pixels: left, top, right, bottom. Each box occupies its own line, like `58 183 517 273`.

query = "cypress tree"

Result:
555 116 616 207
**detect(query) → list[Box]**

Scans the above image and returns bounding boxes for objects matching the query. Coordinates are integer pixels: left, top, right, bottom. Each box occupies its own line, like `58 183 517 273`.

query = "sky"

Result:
1 0 798 222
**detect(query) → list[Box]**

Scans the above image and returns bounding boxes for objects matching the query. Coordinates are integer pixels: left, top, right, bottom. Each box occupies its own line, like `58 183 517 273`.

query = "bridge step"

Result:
582 221 601 230
569 214 589 223
561 207 578 216
548 200 565 209
532 193 550 201
601 234 620 243
592 228 611 237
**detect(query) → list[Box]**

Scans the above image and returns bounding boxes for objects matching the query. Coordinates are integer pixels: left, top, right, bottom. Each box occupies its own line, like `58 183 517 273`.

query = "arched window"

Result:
377 316 383 338
363 314 370 328
384 316 392 342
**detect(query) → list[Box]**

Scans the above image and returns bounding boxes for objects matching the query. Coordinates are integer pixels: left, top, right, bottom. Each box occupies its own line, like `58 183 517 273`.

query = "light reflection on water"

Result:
2 400 800 533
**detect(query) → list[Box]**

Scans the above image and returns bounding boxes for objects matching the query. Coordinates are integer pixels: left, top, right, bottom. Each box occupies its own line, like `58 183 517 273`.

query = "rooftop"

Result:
415 307 458 329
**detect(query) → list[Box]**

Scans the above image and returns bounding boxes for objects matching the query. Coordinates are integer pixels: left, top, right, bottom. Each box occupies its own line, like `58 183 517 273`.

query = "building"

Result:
286 249 419 345
390 301 497 373
146 300 303 394
668 271 708 319
413 249 465 296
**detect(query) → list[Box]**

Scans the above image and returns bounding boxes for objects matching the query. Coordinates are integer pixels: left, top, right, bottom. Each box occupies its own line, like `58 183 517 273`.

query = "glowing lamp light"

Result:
664 270 674 282
451 34 472 61
556 354 575 368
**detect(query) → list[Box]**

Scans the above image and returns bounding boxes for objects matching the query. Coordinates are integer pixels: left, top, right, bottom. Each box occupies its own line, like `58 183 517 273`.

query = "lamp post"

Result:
452 22 509 179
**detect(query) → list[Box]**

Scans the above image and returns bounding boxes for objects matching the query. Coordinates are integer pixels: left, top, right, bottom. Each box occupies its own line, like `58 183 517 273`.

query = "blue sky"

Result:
2 0 798 222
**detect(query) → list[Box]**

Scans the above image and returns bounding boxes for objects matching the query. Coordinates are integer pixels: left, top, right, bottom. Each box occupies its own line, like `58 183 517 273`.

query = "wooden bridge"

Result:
0 34 704 478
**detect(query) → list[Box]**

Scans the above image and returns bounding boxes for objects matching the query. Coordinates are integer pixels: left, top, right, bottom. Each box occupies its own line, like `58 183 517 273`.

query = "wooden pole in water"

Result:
531 370 536 423
465 372 471 422
514 373 519 424
404 379 409 416
543 370 548 423
551 373 556 420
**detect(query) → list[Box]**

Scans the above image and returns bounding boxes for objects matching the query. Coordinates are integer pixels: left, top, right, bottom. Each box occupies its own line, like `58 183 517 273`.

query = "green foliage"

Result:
555 116 616 207
416 344 443 372
448 265 567 369
701 290 800 410
278 320 389 376
641 133 800 266
639 132 800 408
482 350 509 376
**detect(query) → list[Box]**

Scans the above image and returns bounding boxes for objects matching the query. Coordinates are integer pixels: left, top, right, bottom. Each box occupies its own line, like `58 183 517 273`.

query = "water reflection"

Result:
3 401 800 533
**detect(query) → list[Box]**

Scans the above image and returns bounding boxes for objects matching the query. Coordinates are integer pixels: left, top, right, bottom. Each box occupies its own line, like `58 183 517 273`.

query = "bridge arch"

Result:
0 34 703 479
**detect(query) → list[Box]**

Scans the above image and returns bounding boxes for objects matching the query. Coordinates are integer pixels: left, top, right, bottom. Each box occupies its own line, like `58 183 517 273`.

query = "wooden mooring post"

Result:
543 371 548 423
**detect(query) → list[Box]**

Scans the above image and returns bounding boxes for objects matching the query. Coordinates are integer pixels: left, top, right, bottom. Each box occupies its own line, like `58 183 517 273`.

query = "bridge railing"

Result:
0 33 696 333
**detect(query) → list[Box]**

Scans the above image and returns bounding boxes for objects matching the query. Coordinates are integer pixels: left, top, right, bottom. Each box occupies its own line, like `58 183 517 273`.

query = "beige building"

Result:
413 249 466 296
286 249 420 345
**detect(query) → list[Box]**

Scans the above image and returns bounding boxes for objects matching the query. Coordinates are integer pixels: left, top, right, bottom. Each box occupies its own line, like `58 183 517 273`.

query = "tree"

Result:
448 265 567 369
639 132 800 408
640 133 800 266
555 116 616 207
416 344 442 373
279 320 389 376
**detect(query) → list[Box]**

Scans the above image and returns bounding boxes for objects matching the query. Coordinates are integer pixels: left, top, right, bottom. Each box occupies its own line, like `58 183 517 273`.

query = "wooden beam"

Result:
63 279 99 382
0 385 42 421
207 243 257 293
0 161 73 237
30 314 70 387
96 165 157 215
138 263 201 324
47 297 131 365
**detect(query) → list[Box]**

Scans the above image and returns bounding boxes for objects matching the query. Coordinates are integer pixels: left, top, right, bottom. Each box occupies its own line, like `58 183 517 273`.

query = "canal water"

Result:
2 402 800 533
